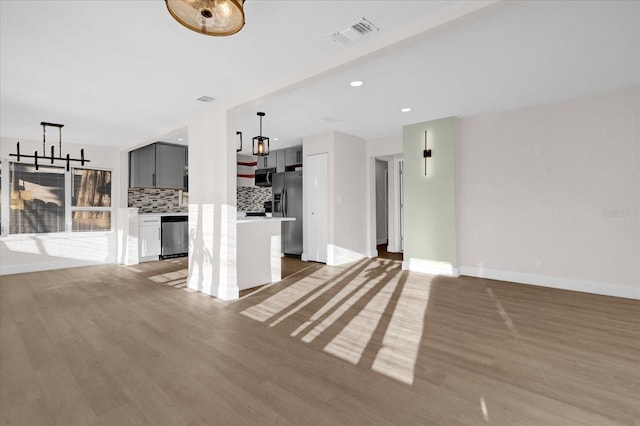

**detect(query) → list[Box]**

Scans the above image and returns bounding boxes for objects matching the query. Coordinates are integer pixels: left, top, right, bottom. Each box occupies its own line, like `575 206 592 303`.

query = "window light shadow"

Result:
239 257 434 386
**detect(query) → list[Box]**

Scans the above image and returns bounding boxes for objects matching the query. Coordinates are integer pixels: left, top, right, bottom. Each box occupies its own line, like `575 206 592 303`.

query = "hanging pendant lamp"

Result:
252 112 269 156
165 0 245 37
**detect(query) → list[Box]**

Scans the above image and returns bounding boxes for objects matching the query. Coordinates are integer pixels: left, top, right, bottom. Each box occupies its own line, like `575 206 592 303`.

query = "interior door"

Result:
307 153 328 263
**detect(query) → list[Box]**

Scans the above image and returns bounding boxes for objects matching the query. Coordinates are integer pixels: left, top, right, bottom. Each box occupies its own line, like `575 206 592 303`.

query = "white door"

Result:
307 153 328 263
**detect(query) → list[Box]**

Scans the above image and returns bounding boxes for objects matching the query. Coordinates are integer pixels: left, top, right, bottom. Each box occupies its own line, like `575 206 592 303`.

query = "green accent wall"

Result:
403 117 457 272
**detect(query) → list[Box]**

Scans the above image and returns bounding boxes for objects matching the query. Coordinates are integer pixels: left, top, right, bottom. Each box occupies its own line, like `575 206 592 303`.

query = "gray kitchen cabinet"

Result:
156 143 187 189
275 150 285 172
129 143 156 187
285 146 303 167
129 142 187 189
256 154 269 169
257 151 282 171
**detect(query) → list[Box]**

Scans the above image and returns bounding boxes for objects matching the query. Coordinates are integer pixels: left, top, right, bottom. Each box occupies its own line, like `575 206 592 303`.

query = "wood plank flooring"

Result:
1 258 639 425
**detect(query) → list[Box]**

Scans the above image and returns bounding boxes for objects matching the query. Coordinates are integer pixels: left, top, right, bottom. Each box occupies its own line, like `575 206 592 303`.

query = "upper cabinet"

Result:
285 147 303 167
129 142 188 189
256 146 302 172
129 143 156 187
256 150 284 171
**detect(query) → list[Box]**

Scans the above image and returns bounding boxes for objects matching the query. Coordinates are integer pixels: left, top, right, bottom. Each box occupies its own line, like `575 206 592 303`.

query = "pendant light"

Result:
165 0 245 37
252 112 269 156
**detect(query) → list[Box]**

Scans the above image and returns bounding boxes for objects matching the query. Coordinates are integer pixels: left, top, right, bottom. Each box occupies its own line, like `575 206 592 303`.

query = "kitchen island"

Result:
236 215 295 291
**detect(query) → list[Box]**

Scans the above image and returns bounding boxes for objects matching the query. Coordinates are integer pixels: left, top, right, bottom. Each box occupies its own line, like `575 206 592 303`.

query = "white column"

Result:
187 107 238 300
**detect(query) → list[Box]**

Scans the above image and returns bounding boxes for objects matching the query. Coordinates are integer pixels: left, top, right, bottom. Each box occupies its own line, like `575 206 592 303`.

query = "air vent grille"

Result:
321 116 342 123
196 96 215 103
331 17 379 45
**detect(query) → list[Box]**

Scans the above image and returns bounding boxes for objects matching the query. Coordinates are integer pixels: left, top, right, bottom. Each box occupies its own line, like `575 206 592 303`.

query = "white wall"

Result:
333 132 368 263
237 153 256 187
0 137 121 274
302 131 368 265
458 85 640 299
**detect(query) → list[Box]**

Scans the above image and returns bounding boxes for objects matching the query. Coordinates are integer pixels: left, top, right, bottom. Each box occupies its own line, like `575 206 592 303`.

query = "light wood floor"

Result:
1 258 639 425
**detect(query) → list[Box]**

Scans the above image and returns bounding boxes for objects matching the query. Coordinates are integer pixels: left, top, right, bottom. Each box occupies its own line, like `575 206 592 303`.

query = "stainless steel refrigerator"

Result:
272 171 303 255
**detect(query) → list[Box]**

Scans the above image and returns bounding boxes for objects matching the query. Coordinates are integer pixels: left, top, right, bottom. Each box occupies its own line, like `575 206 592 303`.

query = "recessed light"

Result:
350 80 364 87
273 138 279 141
178 138 184 142
400 107 412 112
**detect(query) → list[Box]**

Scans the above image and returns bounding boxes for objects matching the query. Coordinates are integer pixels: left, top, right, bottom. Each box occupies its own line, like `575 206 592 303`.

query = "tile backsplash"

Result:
128 188 188 213
237 187 272 212
129 187 271 213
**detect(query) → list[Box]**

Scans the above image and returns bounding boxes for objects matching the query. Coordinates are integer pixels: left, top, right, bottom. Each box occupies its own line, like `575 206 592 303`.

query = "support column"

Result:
187 107 238 300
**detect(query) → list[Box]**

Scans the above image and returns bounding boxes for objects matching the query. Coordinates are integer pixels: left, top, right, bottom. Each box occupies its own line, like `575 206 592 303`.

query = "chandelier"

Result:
165 0 245 36
9 122 89 171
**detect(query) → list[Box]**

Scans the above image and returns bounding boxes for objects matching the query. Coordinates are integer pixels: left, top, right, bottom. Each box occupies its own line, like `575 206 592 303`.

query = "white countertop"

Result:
237 216 295 223
138 212 188 216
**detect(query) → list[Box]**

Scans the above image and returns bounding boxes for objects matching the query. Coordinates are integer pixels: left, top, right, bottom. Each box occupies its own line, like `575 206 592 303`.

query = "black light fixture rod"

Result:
257 112 265 136
8 151 90 164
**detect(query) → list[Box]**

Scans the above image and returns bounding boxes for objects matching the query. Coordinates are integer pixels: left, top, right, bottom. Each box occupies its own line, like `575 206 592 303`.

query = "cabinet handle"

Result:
152 173 156 187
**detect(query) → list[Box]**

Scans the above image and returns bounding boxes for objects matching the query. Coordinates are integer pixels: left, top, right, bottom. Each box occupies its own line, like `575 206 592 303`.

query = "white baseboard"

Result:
327 244 366 266
402 259 458 277
458 266 640 300
0 259 113 276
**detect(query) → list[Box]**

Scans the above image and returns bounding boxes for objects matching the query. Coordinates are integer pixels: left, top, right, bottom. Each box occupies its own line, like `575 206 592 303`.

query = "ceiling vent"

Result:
196 95 216 103
321 116 342 123
331 17 379 45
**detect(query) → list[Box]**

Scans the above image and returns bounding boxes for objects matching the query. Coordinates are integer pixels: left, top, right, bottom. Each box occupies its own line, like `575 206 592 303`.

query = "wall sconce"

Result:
252 112 269 156
236 131 242 152
423 130 432 175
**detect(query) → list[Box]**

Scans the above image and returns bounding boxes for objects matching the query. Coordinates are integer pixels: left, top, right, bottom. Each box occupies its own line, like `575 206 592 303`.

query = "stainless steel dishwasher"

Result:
161 215 188 259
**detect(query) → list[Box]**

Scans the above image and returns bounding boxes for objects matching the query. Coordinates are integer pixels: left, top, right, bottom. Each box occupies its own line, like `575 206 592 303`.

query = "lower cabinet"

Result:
139 215 161 262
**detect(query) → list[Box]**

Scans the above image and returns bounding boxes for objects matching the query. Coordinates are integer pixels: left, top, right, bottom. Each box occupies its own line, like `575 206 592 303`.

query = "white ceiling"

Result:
1 1 638 154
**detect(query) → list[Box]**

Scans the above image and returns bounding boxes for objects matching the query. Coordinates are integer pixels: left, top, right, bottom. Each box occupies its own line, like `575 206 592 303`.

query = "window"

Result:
0 162 112 235
9 164 65 234
71 168 112 232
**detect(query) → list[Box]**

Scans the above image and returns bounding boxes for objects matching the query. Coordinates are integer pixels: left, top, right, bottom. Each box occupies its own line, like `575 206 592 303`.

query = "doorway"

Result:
375 159 388 245
374 158 403 262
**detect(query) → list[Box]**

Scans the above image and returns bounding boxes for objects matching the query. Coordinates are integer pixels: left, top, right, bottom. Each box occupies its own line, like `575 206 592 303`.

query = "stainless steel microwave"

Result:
255 167 275 187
